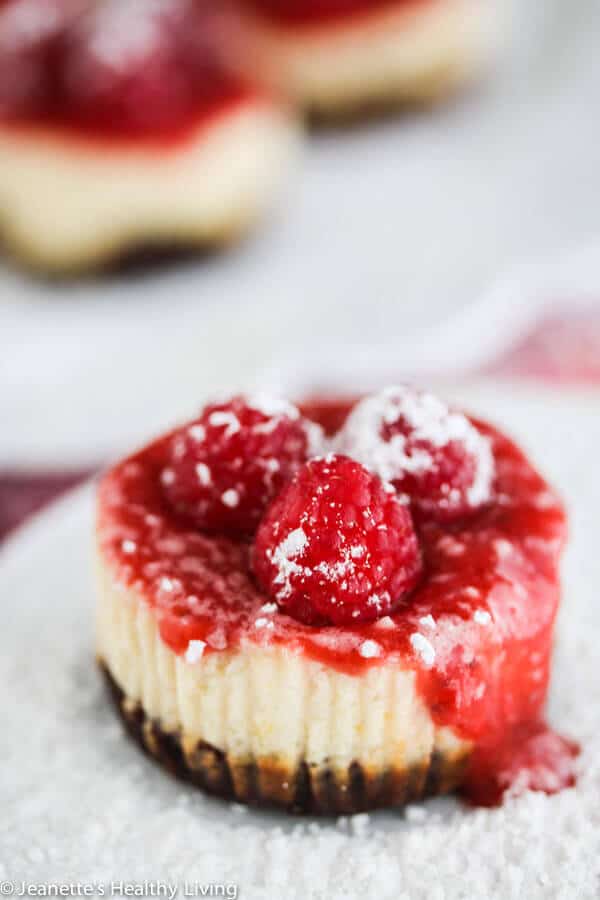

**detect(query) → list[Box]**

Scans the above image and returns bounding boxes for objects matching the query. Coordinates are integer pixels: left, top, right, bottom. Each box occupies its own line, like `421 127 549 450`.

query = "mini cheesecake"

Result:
237 0 500 118
96 389 578 813
0 0 299 273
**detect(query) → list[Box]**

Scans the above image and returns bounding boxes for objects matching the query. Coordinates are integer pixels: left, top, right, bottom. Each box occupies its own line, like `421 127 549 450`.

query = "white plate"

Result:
1 383 599 897
4 0 600 467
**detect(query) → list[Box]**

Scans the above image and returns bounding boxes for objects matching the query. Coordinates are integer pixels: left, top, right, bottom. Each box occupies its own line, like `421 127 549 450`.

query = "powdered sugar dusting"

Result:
474 609 492 626
221 489 239 508
245 392 300 420
208 410 240 437
0 0 64 50
77 0 178 72
437 535 466 557
195 463 211 487
184 639 205 663
359 639 382 659
410 632 436 668
158 575 177 593
337 386 494 508
268 527 309 599
495 538 513 559
160 467 175 486
260 602 278 614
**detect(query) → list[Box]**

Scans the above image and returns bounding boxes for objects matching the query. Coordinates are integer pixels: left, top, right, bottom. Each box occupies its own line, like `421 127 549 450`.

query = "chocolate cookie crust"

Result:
100 661 470 815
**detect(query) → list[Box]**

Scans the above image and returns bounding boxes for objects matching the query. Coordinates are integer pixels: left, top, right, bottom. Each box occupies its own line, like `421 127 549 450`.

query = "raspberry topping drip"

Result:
161 394 324 536
253 453 422 625
463 721 580 808
0 0 250 133
336 386 495 522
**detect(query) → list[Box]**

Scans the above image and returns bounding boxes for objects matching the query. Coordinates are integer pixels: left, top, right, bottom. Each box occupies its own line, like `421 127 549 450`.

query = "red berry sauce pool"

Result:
97 397 579 807
0 0 261 146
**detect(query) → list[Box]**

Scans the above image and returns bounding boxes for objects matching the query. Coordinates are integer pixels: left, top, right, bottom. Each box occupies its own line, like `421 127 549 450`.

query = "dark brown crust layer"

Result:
0 226 246 280
100 661 470 815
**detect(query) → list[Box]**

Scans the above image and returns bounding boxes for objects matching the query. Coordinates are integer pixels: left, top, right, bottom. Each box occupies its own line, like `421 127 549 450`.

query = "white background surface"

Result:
2 383 599 895
2 1 600 466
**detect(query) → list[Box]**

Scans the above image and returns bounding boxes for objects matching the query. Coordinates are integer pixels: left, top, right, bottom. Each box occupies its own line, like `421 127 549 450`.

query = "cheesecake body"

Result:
0 0 299 273
239 0 501 117
0 100 299 273
96 398 567 812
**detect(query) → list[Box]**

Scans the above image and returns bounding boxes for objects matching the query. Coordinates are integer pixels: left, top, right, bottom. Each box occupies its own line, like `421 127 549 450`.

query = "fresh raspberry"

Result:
60 0 241 133
0 0 246 129
161 395 323 536
253 454 422 626
0 0 78 117
336 386 494 522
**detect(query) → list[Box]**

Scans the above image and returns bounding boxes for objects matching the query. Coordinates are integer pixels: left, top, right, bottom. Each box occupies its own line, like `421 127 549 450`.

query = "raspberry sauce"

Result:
97 397 579 806
242 0 431 28
0 0 260 144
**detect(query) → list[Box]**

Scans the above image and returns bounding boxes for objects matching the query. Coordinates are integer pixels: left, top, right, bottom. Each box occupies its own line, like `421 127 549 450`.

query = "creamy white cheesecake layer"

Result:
244 0 499 113
97 555 469 775
0 102 299 271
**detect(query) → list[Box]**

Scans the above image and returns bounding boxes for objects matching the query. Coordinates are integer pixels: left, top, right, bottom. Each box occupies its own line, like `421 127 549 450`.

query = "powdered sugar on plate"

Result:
1 388 600 897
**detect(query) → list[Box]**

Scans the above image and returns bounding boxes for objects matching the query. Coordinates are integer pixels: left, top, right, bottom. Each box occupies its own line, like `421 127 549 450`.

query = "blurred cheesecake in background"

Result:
0 0 299 274
237 0 499 118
